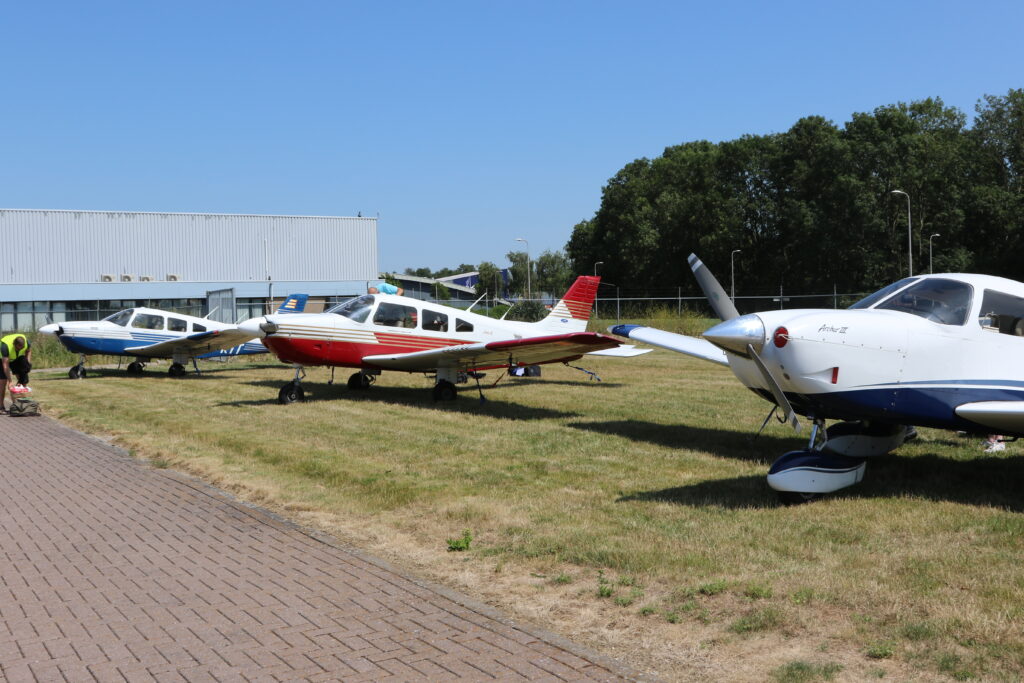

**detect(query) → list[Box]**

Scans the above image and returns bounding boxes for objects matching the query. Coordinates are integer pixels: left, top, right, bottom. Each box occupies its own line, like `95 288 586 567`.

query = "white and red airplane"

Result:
613 254 1024 503
239 276 648 403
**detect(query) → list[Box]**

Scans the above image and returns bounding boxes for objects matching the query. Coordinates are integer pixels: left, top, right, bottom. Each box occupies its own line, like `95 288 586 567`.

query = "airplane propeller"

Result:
688 253 739 322
689 253 802 433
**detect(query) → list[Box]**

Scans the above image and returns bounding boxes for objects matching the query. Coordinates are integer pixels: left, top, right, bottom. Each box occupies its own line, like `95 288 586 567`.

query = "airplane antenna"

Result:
500 304 513 320
204 306 219 320
467 292 487 311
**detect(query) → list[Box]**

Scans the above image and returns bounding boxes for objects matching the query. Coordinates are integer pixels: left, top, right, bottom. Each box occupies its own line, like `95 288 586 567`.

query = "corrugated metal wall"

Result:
0 209 378 284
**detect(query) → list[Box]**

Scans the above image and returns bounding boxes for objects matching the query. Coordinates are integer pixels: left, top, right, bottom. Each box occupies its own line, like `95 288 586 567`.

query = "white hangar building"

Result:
1 209 380 330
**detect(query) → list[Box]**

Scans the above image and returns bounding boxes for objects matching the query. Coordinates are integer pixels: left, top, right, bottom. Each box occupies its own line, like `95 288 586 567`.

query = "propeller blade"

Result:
688 253 740 322
747 343 802 433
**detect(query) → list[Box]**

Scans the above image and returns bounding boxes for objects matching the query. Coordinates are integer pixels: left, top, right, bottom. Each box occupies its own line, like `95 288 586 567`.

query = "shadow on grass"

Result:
223 379 581 420
619 451 1024 510
572 419 802 464
37 366 246 381
490 378 624 389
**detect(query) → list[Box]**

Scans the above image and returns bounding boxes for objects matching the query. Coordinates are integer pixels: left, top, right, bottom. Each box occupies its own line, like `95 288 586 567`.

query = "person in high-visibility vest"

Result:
0 333 32 413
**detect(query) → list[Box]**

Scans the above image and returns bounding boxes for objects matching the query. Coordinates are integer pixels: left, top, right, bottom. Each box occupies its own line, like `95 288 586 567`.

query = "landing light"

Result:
773 326 789 348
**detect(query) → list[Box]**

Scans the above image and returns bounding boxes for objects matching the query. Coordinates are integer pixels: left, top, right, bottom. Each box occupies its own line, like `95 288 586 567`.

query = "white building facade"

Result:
1 209 380 329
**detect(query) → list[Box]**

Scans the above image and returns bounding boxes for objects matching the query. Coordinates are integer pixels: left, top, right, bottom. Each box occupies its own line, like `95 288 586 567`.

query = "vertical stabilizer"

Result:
536 276 600 333
276 293 309 314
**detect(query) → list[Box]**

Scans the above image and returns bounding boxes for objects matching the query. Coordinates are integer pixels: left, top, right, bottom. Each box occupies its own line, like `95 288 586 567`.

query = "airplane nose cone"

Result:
39 323 61 336
238 317 269 338
703 314 766 356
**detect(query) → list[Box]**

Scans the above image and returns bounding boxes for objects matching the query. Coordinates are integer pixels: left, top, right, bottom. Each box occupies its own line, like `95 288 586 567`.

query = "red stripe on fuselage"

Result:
264 333 465 368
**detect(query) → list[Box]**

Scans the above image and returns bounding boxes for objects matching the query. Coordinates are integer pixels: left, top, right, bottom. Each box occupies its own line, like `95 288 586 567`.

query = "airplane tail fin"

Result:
276 293 309 314
535 275 600 333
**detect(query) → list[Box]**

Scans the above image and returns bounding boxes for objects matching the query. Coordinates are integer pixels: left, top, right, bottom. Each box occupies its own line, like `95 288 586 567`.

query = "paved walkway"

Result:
0 415 641 682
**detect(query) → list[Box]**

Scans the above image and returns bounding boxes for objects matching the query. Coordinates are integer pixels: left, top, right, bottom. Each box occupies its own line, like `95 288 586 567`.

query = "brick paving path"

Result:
0 416 643 682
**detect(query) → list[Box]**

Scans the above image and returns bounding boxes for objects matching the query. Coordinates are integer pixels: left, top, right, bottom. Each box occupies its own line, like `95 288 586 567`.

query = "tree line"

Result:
566 90 1024 297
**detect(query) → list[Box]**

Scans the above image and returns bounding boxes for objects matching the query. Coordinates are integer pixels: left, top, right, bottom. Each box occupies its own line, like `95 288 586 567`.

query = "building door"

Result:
206 288 236 324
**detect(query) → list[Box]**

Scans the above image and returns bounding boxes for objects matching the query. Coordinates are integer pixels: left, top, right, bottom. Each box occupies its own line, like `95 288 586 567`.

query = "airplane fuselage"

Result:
713 273 1024 436
252 294 578 370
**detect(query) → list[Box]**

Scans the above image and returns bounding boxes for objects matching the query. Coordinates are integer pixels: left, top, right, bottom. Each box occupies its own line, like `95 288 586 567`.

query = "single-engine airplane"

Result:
238 276 648 403
612 254 1024 503
39 294 308 378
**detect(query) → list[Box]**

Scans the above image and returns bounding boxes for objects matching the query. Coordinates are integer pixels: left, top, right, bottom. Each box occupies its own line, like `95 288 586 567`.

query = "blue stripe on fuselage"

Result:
784 383 1024 434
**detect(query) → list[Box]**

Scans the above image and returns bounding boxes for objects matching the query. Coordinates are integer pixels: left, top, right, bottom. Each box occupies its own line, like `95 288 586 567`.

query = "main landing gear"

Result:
278 366 306 404
168 363 187 378
127 360 146 375
432 379 457 401
766 419 906 505
347 371 375 391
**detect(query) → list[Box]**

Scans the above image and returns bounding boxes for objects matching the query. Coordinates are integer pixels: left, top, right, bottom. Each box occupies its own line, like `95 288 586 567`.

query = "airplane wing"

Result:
609 324 728 366
124 328 264 358
361 332 623 372
955 401 1024 434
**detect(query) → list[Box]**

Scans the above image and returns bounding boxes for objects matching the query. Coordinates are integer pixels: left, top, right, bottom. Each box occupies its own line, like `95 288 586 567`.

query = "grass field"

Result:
26 334 1024 682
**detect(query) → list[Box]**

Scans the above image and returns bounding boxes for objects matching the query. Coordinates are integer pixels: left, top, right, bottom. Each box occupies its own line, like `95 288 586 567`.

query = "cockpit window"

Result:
326 295 374 323
848 277 919 309
876 278 973 325
104 309 134 327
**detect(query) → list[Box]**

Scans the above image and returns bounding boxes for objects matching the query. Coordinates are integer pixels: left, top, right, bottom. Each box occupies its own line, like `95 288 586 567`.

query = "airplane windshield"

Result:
326 295 374 323
848 278 919 309
104 309 134 327
875 278 973 326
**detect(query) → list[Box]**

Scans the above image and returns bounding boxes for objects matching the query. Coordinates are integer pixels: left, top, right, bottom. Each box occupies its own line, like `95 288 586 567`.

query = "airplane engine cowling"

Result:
767 450 866 493
823 421 906 458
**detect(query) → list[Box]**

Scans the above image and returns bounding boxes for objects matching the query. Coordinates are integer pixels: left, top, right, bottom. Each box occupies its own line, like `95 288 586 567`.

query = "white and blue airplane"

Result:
612 254 1024 503
39 294 308 378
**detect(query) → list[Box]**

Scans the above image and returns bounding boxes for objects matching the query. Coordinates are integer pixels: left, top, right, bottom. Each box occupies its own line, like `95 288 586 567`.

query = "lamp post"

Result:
891 190 912 276
929 233 940 273
594 261 603 277
730 249 741 302
515 237 531 300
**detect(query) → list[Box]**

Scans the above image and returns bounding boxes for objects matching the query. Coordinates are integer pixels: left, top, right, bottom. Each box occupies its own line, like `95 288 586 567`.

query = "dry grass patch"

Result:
31 350 1024 681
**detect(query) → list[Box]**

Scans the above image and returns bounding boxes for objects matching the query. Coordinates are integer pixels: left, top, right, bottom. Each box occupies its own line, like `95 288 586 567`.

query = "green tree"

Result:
534 250 573 297
476 261 502 299
506 251 531 298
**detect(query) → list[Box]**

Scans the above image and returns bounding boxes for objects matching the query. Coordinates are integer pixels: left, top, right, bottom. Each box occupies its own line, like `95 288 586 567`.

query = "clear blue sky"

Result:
3 1 1021 274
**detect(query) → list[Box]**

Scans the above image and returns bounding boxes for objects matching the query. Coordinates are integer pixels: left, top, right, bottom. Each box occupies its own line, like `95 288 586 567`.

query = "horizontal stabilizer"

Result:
586 344 652 358
609 324 728 366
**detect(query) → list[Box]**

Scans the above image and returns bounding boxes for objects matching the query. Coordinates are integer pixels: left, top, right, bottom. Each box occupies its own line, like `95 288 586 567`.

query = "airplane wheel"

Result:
777 491 822 506
68 366 84 379
127 362 144 375
432 380 457 401
347 372 370 390
278 382 305 404
168 363 187 378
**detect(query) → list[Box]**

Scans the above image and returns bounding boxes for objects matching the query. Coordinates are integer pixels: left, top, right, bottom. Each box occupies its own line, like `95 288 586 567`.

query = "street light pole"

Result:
891 190 912 276
515 238 531 300
594 261 603 277
929 233 940 273
730 249 741 302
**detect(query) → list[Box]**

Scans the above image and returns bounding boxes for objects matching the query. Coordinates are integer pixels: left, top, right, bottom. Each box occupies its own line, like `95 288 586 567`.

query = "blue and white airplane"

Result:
613 255 1024 503
39 294 308 378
